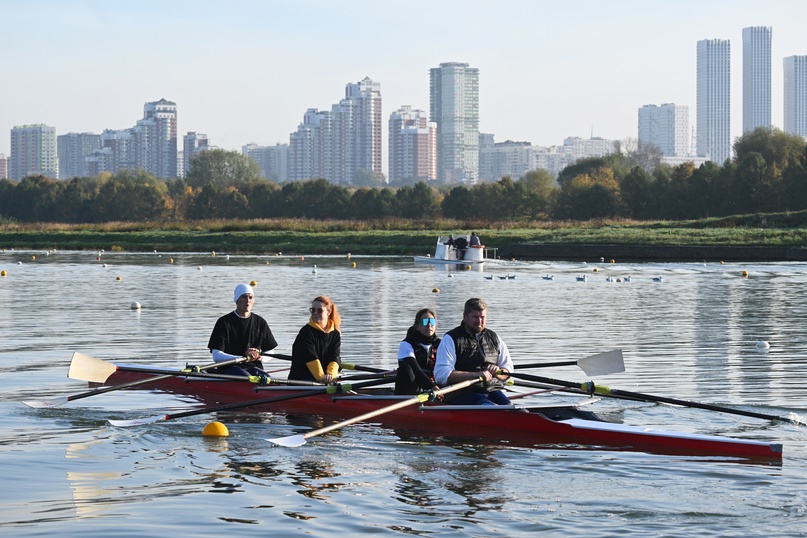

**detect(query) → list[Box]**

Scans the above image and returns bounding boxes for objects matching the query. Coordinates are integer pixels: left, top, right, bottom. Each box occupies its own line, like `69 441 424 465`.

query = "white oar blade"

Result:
108 415 166 427
577 349 624 376
267 434 307 448
22 397 69 409
67 352 118 383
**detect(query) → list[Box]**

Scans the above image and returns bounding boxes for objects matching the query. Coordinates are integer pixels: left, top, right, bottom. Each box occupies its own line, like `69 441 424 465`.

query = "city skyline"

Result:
2 1 806 174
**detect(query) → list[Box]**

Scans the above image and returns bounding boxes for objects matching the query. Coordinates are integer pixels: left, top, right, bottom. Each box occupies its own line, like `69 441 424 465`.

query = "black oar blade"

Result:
577 349 624 376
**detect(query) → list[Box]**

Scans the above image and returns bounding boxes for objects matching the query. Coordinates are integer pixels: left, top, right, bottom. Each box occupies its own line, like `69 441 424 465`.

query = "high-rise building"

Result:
430 62 480 183
331 77 382 184
183 132 209 177
388 106 436 183
243 143 289 182
9 124 58 180
697 39 731 164
0 154 7 180
742 26 772 133
57 132 101 179
288 77 382 184
638 104 690 157
99 128 137 173
784 55 807 139
289 108 331 182
137 98 178 179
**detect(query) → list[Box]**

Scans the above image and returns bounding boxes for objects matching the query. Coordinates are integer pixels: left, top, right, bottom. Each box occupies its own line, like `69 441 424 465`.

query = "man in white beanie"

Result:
207 283 278 376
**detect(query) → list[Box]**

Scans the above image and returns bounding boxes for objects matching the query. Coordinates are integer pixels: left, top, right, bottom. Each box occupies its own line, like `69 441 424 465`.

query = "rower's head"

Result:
310 295 341 332
233 283 254 317
414 307 437 337
462 298 487 334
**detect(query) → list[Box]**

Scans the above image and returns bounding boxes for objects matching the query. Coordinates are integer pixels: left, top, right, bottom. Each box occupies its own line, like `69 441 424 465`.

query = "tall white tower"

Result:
697 39 731 164
429 62 479 183
742 26 772 133
784 56 807 139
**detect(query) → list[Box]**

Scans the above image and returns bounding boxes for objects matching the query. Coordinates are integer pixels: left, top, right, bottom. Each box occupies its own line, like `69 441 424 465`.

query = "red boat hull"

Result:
100 368 783 461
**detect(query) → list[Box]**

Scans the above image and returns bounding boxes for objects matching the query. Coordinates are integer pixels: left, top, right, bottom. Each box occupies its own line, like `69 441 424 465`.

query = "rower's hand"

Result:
321 374 335 384
246 348 261 361
431 385 443 402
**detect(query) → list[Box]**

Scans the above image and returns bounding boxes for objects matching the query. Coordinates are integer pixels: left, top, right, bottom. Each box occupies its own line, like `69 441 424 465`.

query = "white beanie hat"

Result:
233 283 254 302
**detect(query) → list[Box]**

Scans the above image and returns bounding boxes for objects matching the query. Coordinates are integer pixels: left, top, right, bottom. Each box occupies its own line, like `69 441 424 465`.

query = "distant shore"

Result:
500 243 807 262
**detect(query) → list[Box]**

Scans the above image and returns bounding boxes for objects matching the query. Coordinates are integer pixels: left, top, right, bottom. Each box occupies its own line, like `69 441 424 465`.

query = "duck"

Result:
542 274 554 281
624 275 632 283
497 275 508 280
483 275 494 280
576 275 588 282
312 265 318 274
651 276 664 282
506 274 516 280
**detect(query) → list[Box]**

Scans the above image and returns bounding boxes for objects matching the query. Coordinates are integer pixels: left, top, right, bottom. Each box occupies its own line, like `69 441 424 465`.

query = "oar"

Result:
108 377 393 427
509 371 803 425
516 349 624 376
22 353 250 409
263 352 387 373
267 376 484 447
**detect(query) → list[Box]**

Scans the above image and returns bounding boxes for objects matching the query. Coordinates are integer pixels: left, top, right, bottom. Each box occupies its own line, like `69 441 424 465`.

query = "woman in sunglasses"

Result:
395 308 441 396
289 296 342 383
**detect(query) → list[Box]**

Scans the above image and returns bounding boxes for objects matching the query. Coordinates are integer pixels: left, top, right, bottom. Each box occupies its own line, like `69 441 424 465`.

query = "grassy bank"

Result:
1 212 807 255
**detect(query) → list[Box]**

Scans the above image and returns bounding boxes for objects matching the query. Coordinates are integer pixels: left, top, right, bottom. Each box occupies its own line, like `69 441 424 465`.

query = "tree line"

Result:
1 128 805 224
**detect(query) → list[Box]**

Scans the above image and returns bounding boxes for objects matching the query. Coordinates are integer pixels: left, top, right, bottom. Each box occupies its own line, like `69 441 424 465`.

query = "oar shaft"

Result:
510 372 796 425
300 376 483 441
164 377 392 421
65 356 250 403
516 361 576 369
263 353 387 373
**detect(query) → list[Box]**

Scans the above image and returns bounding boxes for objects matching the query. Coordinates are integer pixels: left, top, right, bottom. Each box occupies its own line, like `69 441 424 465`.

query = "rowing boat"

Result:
94 364 783 461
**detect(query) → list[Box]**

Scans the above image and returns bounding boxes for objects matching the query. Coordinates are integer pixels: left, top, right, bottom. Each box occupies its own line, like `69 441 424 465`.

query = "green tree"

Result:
185 149 263 188
396 181 441 219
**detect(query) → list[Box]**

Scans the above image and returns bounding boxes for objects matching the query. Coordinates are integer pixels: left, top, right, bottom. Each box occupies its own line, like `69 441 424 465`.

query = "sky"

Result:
2 0 806 171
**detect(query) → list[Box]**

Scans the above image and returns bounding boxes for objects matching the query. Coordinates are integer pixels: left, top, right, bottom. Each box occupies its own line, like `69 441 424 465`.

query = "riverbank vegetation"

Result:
0 128 805 254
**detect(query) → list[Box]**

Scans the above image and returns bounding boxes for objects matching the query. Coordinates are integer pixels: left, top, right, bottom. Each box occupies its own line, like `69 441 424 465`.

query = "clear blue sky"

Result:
2 0 806 168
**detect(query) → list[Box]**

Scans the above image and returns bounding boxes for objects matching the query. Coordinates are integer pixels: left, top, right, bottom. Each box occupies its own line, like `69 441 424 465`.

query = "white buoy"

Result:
756 340 770 349
130 301 141 310
312 265 318 274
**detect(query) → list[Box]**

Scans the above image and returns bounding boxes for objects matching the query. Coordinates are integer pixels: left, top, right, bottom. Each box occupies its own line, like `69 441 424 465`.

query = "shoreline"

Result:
500 243 807 262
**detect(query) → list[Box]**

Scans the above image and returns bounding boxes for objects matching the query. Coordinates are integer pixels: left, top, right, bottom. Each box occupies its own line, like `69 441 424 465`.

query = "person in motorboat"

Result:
207 283 278 377
434 297 513 405
469 232 481 247
395 308 442 397
444 234 457 249
289 295 342 383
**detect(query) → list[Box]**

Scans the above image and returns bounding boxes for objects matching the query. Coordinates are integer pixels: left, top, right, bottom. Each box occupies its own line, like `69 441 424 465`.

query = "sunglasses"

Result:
420 318 437 326
310 307 327 314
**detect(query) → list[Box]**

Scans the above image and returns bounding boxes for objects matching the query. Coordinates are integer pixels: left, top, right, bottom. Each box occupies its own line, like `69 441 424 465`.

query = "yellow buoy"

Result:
212 251 216 256
169 258 174 264
31 255 36 261
0 270 6 277
202 421 229 437
250 280 257 287
351 261 356 268
593 267 599 272
741 270 749 278
115 276 122 281
720 261 725 265
610 259 615 264
346 253 351 259
432 288 439 293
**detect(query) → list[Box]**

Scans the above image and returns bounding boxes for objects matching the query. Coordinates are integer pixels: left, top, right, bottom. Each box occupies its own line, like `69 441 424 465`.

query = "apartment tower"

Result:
784 56 807 139
429 62 479 183
742 26 772 133
697 39 731 163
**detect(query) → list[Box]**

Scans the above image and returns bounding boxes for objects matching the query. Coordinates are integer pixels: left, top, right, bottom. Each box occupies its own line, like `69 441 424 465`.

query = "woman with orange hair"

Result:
289 296 342 383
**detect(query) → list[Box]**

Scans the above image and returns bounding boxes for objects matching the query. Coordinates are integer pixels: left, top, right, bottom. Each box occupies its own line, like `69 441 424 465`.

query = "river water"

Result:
1 250 806 537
